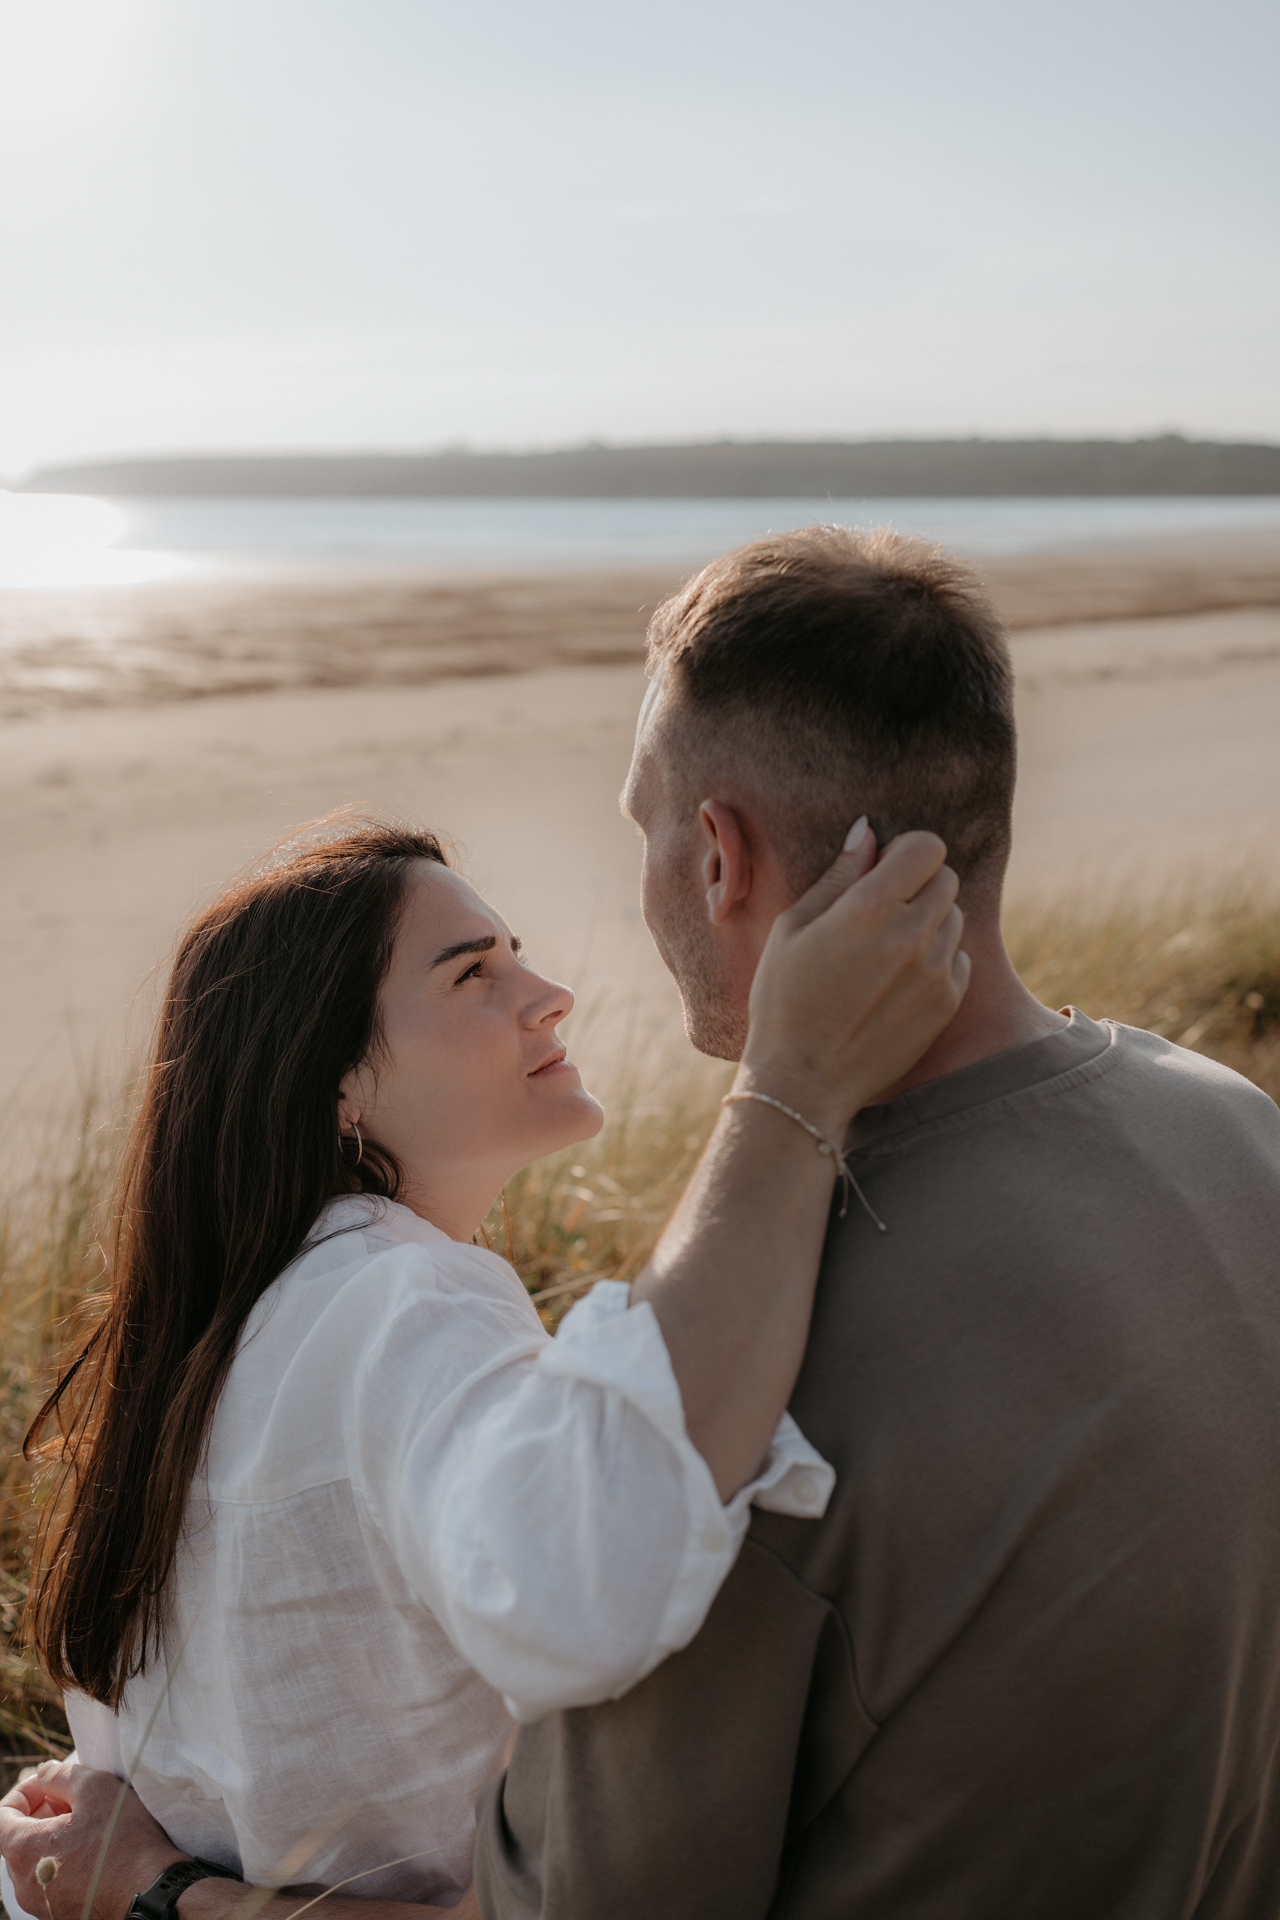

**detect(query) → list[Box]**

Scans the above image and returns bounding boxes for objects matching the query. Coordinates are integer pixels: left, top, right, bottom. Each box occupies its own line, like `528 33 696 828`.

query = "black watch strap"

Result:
126 1857 244 1920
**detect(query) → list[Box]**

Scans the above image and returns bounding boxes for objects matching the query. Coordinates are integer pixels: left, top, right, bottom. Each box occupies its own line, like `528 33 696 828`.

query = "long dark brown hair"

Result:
26 819 448 1705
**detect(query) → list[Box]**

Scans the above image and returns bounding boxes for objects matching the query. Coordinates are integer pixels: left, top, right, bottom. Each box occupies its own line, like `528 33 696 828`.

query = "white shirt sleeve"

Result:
1 1861 38 1920
348 1256 834 1723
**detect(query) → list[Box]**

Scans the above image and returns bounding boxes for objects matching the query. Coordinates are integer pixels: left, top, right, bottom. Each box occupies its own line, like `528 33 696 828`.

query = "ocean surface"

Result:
2 492 1279 591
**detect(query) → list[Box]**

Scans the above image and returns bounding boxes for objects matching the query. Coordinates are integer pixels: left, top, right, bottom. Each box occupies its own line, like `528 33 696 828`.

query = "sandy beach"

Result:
3 528 1280 720
3 527 1279 1158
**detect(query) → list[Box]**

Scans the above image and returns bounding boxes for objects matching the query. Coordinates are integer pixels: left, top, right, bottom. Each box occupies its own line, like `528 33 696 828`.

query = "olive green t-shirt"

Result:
475 1013 1280 1920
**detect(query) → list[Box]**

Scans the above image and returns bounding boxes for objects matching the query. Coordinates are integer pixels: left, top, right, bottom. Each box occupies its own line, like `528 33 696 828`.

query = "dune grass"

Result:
0 1097 114 1781
3 875 1279 1782
492 1053 730 1328
1005 872 1280 1102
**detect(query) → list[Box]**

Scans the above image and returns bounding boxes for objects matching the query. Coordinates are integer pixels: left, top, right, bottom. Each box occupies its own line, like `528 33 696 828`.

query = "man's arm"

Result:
184 1889 474 1920
0 1541 853 1920
183 1889 476 1920
0 1766 476 1920
473 1538 871 1920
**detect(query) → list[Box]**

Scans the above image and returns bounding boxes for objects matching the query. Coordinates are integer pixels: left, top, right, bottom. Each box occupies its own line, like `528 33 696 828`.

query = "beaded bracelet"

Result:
722 1090 888 1232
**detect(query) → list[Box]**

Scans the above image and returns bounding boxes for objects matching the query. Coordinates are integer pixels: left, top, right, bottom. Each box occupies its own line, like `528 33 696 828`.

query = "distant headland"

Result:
17 434 1280 499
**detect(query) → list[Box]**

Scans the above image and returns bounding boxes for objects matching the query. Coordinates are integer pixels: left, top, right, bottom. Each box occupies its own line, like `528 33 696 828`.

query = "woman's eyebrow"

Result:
430 934 497 969
429 933 522 969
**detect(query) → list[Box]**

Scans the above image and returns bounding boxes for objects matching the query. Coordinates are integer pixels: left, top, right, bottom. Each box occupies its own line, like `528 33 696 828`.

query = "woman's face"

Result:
339 861 604 1235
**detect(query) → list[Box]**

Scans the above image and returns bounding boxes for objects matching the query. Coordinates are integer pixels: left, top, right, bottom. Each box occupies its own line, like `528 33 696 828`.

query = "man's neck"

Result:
870 917 1069 1107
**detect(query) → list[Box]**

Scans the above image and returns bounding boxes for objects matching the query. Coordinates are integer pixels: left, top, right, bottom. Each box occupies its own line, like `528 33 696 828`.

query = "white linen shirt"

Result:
63 1195 834 1908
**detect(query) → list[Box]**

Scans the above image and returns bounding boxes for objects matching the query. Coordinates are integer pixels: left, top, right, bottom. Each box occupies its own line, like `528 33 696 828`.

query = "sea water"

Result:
2 492 1279 591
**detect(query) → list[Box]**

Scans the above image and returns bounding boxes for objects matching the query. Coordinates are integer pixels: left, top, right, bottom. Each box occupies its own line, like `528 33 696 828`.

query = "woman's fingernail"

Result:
844 816 869 852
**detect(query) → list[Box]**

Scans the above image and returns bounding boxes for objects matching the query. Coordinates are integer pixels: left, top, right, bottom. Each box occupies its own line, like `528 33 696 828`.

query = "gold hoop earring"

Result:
341 1120 363 1167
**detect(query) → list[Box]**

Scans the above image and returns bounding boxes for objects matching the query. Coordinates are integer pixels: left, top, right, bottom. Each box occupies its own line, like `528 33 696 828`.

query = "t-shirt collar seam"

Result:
849 1026 1122 1163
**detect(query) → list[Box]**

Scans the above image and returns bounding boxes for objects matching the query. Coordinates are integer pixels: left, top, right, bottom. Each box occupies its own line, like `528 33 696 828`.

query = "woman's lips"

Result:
528 1051 574 1079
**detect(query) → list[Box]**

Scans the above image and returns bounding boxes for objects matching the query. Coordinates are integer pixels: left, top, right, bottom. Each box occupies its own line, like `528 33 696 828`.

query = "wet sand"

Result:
2 529 1278 1155
2 528 1279 720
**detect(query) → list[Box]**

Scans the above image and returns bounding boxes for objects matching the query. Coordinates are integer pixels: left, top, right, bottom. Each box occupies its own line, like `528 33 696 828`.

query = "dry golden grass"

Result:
1005 872 1280 1102
491 1052 729 1329
3 874 1278 1778
0 1097 113 1781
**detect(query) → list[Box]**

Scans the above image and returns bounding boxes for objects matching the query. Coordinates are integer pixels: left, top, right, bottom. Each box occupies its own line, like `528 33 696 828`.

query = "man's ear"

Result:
698 800 751 925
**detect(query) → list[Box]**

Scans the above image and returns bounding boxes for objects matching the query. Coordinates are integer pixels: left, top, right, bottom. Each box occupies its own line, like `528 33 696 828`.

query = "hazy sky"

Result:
2 0 1277 474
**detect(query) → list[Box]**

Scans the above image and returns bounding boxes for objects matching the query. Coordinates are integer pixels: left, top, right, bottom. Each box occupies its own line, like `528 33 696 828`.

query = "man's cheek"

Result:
638 854 656 934
639 845 673 941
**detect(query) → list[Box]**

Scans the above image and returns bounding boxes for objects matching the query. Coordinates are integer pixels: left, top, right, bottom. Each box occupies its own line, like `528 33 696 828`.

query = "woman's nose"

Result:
524 970 574 1025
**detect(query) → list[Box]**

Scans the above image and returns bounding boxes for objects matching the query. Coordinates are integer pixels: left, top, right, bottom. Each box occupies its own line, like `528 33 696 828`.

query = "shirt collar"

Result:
312 1192 456 1248
847 1007 1115 1154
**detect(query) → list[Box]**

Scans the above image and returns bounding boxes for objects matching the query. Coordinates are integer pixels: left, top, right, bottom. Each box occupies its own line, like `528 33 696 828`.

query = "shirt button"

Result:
701 1524 729 1553
792 1472 820 1508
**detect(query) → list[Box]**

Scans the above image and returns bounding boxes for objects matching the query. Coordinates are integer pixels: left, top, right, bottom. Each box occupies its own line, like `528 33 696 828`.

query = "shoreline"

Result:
1 527 1278 721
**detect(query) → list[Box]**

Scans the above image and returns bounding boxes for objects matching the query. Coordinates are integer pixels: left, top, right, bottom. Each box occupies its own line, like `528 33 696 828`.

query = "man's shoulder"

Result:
1106 1019 1280 1137
791 1017 1280 1497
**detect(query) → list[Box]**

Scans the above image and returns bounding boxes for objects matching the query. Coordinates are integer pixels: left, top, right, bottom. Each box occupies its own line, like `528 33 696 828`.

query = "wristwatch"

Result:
125 1858 244 1920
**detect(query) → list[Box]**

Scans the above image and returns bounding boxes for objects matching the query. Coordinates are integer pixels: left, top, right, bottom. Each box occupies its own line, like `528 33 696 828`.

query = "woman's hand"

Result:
631 820 968 1497
0 1760 185 1920
739 821 968 1136
0 1763 469 1920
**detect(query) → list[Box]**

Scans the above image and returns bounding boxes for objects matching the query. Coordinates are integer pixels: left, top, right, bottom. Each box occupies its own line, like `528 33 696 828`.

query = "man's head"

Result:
623 524 1016 1058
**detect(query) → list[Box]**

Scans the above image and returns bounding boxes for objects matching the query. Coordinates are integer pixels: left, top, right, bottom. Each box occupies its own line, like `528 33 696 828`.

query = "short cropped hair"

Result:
645 524 1016 899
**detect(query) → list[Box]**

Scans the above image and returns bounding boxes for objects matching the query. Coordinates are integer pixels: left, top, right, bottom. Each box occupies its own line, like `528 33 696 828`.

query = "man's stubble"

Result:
631 680 750 1062
643 855 747 1064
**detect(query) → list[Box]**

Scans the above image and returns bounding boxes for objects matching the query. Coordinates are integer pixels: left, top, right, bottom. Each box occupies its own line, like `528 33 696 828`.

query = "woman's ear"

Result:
337 1065 370 1129
698 800 751 925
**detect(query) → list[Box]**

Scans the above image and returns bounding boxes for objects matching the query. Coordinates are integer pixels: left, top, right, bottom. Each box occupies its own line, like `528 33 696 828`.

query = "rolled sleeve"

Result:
538 1284 836 1704
355 1263 834 1723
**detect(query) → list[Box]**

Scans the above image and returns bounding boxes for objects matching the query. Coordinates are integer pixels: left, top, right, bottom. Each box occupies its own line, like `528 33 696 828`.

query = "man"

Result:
471 526 1280 1916
6 528 1280 1918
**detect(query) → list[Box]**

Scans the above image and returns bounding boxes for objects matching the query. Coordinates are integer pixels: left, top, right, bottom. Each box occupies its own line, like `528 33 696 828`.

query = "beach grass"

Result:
0 1095 114 1781
3 874 1279 1780
1005 870 1280 1099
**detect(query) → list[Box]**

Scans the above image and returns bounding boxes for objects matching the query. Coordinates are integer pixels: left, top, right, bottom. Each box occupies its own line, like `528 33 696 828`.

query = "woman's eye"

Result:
456 959 485 984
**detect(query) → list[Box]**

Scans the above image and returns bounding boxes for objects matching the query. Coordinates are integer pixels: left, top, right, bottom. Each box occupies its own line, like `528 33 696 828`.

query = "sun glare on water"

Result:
0 493 187 589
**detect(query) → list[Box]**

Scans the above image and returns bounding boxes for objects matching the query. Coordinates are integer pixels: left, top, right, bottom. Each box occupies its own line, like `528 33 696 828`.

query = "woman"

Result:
7 817 964 1914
